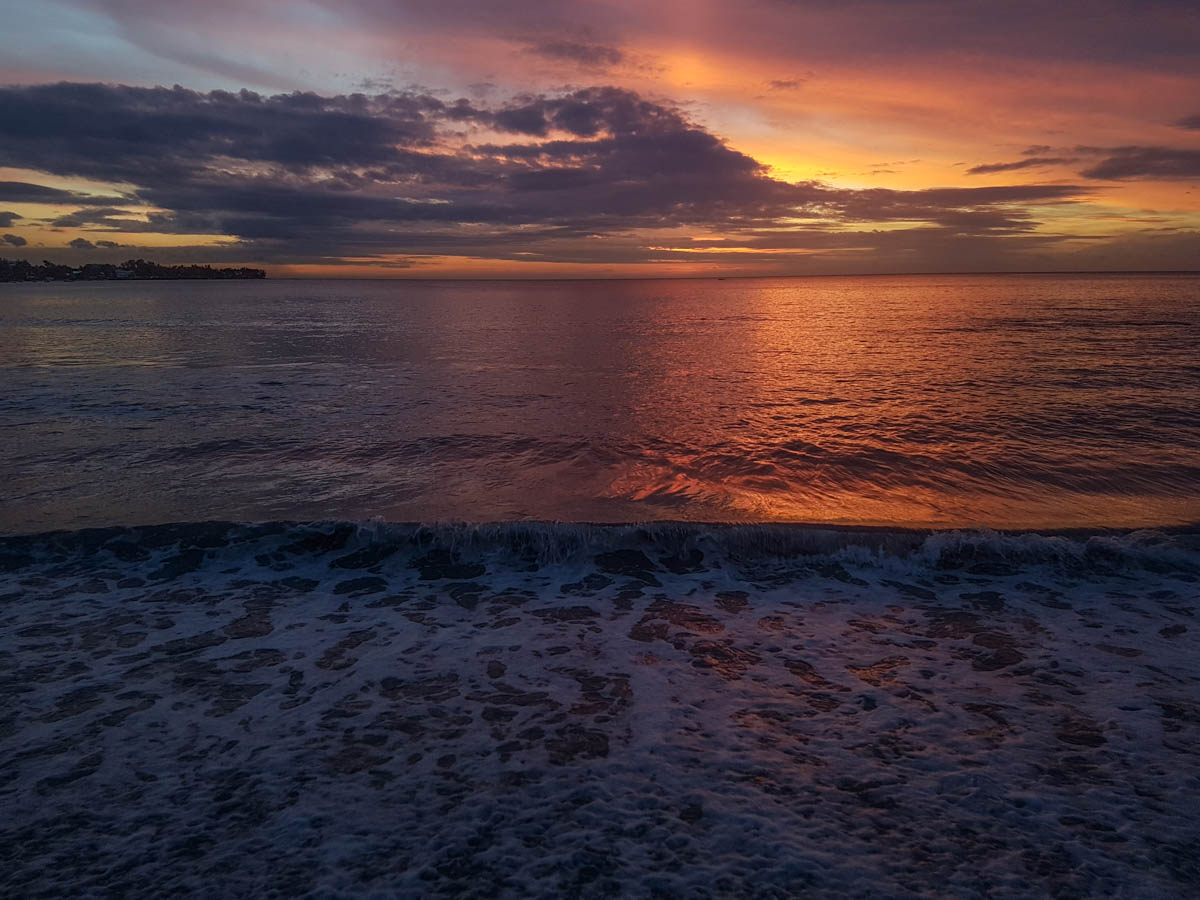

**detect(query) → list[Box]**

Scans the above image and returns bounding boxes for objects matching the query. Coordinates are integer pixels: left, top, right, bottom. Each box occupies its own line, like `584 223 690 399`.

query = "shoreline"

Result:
3 512 1197 895
5 516 1199 547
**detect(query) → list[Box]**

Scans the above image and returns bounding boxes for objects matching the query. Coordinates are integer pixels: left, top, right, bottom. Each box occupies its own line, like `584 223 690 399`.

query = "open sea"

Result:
3 272 1199 533
3 273 1199 897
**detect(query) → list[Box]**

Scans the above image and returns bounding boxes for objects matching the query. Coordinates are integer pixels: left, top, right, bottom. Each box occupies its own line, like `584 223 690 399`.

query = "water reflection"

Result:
1 274 1198 532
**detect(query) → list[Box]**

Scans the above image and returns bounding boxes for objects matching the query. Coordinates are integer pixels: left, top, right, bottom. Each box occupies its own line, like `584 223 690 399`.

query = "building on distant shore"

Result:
0 258 266 282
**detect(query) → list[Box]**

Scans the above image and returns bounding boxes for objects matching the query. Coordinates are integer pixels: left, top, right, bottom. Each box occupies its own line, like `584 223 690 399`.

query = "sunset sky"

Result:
2 0 1198 276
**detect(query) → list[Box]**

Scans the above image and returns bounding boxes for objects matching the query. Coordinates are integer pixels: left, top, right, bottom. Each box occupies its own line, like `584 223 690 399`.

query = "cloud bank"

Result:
14 82 1174 272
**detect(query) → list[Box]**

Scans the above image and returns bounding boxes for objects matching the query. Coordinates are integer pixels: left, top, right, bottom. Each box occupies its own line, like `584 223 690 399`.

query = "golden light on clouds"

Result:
0 1 1195 275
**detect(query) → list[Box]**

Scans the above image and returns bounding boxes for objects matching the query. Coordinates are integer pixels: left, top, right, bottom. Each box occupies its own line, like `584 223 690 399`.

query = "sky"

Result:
1 0 1198 277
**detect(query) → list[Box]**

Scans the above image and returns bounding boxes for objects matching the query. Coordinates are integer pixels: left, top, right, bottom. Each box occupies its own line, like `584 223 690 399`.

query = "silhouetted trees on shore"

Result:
0 258 266 282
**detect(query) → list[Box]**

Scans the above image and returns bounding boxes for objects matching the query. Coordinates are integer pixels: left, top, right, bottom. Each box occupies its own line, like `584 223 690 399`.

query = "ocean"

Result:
3 273 1199 533
2 274 1198 897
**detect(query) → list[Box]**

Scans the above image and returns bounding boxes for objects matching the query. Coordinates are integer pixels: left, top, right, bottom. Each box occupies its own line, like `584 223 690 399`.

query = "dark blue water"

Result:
2 273 1198 533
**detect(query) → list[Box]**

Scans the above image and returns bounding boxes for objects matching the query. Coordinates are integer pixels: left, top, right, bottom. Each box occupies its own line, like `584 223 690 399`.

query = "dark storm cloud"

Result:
0 211 20 229
1081 147 1200 180
2 233 27 247
0 81 1103 265
967 157 1076 175
68 237 95 249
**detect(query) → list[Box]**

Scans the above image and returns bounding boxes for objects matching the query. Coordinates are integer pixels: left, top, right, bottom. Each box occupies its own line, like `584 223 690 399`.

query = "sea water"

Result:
2 272 1198 533
2 274 1199 896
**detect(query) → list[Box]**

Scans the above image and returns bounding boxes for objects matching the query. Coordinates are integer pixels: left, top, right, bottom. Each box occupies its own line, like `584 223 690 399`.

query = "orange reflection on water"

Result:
2 275 1197 532
589 274 1200 529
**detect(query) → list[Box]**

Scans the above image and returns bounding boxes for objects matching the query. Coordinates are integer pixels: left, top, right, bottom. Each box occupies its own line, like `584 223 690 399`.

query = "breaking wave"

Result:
4 519 1198 579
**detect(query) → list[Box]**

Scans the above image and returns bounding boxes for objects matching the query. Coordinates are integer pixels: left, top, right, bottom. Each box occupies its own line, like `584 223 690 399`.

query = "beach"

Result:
3 522 1197 897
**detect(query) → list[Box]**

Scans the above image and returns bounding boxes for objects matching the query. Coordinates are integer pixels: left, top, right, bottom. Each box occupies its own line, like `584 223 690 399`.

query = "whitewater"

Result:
3 521 1197 897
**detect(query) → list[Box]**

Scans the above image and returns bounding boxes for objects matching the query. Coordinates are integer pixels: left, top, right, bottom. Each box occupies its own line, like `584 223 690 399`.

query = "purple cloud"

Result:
1081 147 1200 180
967 157 1077 175
0 80 1112 269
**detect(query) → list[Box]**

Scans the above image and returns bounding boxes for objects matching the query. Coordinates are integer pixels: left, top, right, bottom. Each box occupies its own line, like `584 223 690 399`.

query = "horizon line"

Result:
261 269 1200 281
5 266 1200 284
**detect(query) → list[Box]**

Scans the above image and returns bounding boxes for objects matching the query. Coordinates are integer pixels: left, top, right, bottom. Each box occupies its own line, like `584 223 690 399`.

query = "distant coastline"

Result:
0 258 266 282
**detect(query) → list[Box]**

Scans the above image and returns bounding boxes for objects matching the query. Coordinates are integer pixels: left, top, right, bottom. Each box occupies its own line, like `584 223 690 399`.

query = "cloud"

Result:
967 157 1076 175
830 185 1084 231
973 142 1200 181
1081 147 1200 180
0 82 441 182
1058 227 1200 271
2 233 27 247
68 237 96 249
526 39 624 68
0 181 136 205
0 211 20 228
0 81 821 235
50 206 138 228
1176 115 1200 129
0 80 1110 269
95 240 123 248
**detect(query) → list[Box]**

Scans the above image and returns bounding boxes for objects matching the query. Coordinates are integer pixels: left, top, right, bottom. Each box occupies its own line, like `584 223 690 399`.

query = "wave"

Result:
4 519 1198 578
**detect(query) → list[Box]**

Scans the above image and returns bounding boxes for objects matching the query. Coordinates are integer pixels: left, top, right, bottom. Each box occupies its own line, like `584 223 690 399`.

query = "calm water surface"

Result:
2 274 1198 533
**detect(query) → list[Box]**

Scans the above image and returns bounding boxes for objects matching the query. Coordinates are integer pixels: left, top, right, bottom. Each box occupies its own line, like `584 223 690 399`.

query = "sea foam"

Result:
2 520 1197 896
